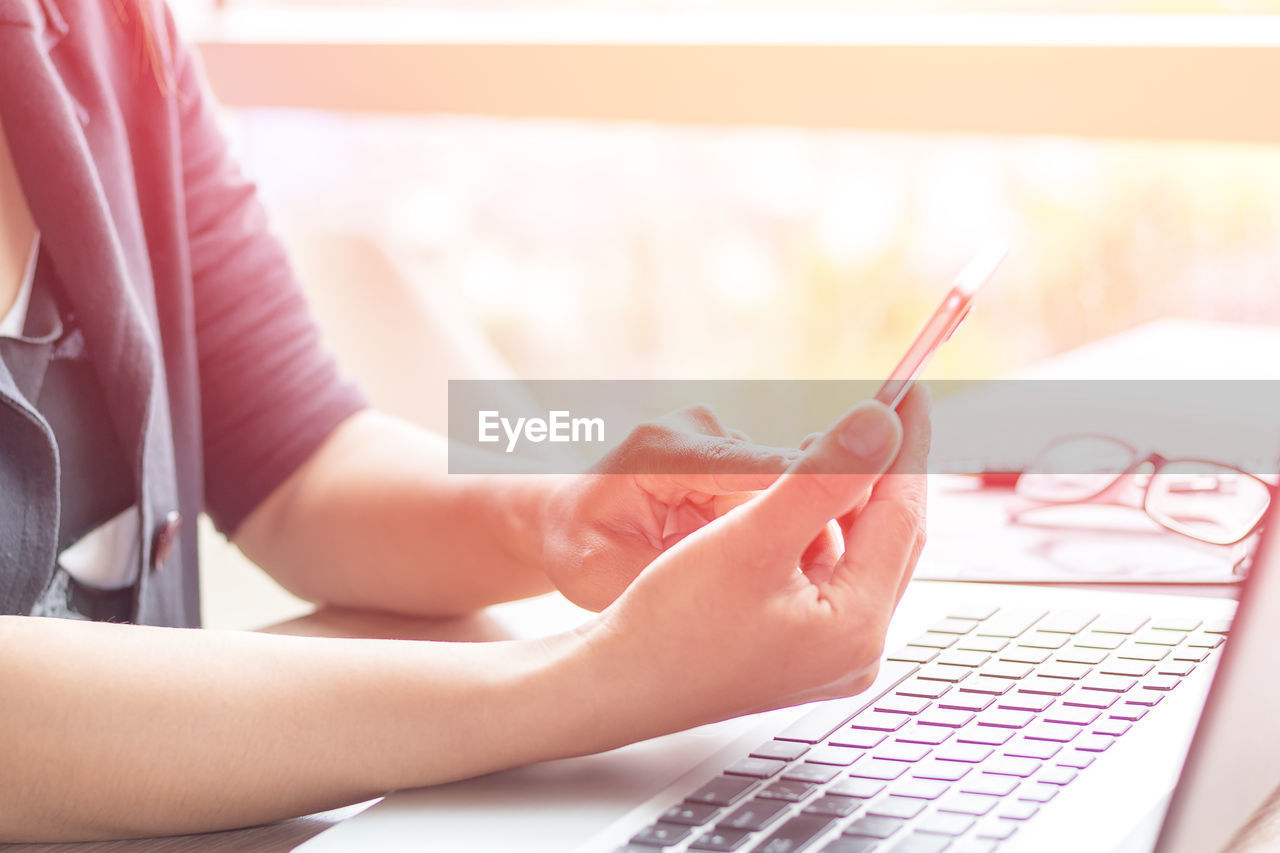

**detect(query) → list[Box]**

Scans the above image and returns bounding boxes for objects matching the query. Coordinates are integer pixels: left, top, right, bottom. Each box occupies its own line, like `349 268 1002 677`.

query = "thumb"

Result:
735 401 902 565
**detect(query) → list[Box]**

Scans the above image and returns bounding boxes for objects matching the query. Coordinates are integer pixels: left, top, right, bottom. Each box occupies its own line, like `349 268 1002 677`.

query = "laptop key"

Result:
803 795 864 818
981 756 1041 778
875 695 932 715
1055 647 1108 665
868 796 926 820
1061 691 1118 710
848 758 908 781
776 706 863 745
753 740 811 762
958 676 1013 696
784 764 842 784
1003 738 1061 761
1023 722 1080 743
916 665 972 684
949 604 998 621
1109 705 1149 723
1117 645 1169 662
725 758 786 779
1124 691 1164 707
689 827 753 851
874 742 932 763
718 798 790 832
1038 662 1092 680
850 711 910 732
938 792 997 815
760 780 819 803
975 819 1020 840
1142 675 1182 691
931 618 980 635
1037 766 1079 786
1171 647 1211 662
1043 706 1100 726
687 776 758 807
1075 633 1126 650
828 778 885 799
1093 719 1131 737
1150 616 1201 632
1074 735 1115 753
1158 661 1196 677
998 647 1052 665
998 800 1040 820
1036 610 1098 634
977 661 1033 680
915 811 976 835
631 822 693 846
757 814 836 853
662 802 722 826
911 632 959 649
955 636 1009 654
1079 674 1137 693
935 742 994 763
893 723 953 746
1016 783 1060 803
1100 659 1153 678
975 608 1046 638
977 709 1034 729
1134 629 1185 647
1204 619 1232 634
895 679 952 699
819 840 879 853
830 729 887 749
805 745 864 766
1092 614 1149 634
890 778 952 800
1056 751 1095 770
939 693 996 713
918 709 975 728
1017 631 1070 650
960 774 1019 796
956 726 1014 746
844 815 905 839
912 759 973 782
884 832 950 853
1018 676 1073 696
887 646 938 665
937 649 991 668
997 693 1054 713
721 799 788 829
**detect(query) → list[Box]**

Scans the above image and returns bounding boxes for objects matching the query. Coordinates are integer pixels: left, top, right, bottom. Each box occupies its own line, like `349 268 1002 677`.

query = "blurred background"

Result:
173 0 1280 626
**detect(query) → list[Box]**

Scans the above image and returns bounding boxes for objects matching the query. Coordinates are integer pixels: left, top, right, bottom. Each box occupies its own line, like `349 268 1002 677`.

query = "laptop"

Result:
298 500 1280 853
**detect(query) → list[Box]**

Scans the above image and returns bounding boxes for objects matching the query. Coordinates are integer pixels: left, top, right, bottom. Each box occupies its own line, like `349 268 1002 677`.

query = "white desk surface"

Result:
5 318 1278 853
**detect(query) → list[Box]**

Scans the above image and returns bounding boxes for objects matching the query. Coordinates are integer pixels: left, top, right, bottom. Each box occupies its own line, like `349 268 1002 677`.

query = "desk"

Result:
6 319 1278 852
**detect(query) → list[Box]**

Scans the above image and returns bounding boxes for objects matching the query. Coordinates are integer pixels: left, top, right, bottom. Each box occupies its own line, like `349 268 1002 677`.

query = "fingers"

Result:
626 405 801 494
833 385 932 608
736 400 903 566
639 434 803 494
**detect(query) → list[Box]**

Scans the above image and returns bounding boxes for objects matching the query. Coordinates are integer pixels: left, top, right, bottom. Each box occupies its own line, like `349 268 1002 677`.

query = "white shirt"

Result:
0 233 140 591
0 233 37 339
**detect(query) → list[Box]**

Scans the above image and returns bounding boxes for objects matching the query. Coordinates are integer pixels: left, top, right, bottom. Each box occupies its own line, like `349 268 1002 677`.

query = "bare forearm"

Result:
0 616 624 842
236 411 559 616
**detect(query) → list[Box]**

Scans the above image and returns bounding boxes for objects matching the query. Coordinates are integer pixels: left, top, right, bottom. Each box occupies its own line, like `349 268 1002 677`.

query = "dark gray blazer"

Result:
0 0 365 624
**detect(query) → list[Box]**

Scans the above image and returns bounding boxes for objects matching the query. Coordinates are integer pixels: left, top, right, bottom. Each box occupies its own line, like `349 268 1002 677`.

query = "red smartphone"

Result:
874 241 1008 410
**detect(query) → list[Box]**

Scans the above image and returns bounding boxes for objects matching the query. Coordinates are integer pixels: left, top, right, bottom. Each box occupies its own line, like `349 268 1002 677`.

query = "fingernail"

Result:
838 403 896 459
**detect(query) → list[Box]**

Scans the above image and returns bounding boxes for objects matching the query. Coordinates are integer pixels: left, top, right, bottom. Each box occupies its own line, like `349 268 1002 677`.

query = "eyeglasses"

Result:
1008 435 1274 547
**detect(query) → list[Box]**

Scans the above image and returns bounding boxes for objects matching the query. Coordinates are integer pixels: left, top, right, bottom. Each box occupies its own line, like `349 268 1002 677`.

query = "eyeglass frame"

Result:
1006 434 1276 548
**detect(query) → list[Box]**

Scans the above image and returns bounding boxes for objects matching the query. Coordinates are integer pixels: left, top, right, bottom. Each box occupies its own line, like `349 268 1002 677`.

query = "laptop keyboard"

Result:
614 605 1229 853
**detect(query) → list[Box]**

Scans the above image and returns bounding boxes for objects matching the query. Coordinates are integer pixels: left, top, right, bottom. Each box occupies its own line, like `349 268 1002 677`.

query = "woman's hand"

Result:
540 405 807 611
576 387 930 739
